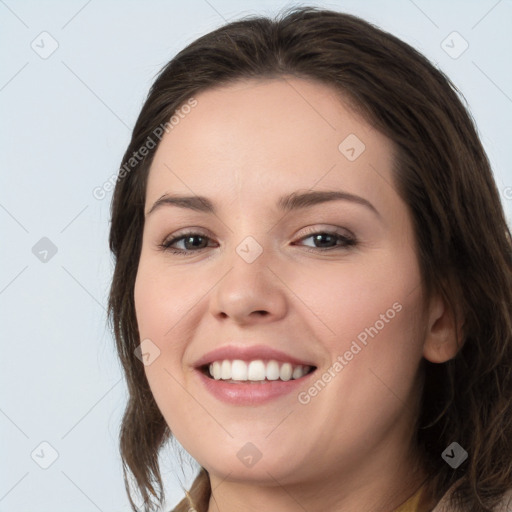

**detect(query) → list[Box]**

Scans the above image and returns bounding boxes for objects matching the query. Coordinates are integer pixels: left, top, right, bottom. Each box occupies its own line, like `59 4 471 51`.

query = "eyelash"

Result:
157 227 357 256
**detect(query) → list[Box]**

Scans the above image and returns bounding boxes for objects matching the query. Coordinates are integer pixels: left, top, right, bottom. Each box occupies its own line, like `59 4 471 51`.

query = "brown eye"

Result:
158 229 357 256
158 232 214 255
295 230 357 251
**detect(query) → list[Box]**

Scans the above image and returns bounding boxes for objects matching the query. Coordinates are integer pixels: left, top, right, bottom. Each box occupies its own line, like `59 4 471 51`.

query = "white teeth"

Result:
292 365 304 379
280 362 293 381
248 360 266 380
221 360 231 380
231 359 248 380
211 361 221 380
206 359 312 382
266 360 280 380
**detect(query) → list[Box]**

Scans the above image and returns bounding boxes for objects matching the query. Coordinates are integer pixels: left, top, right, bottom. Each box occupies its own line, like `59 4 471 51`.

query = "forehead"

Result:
145 77 397 215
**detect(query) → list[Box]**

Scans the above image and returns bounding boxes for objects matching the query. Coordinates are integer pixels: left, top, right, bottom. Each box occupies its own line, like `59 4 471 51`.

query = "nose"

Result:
209 247 288 326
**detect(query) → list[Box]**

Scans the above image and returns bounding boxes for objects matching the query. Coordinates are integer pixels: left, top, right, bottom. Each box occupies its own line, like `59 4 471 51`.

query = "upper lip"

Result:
193 344 317 368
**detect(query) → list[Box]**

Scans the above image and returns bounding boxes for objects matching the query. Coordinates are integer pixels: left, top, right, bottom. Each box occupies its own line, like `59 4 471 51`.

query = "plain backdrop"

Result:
1 0 511 510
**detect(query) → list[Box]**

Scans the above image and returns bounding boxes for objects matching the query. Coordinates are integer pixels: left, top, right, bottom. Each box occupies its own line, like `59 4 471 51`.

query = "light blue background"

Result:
1 0 511 510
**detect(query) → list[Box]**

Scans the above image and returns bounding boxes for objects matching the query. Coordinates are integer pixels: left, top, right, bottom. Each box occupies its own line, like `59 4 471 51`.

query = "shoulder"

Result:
432 482 512 512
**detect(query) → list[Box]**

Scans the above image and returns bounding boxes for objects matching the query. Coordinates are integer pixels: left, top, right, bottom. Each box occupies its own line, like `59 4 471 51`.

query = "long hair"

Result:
107 6 512 511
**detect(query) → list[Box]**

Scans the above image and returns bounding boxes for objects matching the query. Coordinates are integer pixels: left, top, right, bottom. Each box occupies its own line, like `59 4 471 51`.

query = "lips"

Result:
192 344 318 405
193 344 317 368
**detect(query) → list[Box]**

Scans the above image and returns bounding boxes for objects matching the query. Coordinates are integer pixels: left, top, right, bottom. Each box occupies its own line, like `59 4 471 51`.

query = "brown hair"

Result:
107 6 512 512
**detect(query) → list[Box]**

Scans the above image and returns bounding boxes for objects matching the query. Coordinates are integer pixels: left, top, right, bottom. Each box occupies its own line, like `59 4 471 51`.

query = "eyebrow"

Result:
146 190 380 218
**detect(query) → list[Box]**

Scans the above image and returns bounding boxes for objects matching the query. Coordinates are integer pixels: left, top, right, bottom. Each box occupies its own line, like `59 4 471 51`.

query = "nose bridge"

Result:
227 231 274 293
222 200 274 269
210 229 287 323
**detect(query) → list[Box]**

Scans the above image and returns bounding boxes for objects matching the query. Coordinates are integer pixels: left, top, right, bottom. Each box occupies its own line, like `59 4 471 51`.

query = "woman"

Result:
107 6 512 512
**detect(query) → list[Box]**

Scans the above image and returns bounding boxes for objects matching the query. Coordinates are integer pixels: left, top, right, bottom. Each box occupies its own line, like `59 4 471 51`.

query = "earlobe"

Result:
422 292 464 364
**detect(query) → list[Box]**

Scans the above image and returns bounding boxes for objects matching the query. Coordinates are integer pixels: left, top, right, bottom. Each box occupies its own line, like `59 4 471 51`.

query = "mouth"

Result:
199 359 317 383
193 344 318 404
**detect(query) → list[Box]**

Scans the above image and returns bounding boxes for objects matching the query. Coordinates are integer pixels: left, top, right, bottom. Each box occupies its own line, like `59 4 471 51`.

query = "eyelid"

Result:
298 224 355 240
158 225 357 255
162 224 354 242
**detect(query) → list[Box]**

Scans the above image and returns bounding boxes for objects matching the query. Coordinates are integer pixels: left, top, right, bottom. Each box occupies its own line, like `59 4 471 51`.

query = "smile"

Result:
193 344 318 404
206 359 314 382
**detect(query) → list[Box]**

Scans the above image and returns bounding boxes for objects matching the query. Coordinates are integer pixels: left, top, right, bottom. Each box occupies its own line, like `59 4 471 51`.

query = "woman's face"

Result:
134 77 433 489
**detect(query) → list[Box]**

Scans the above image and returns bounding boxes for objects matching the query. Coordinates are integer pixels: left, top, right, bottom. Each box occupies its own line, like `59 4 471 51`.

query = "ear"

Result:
422 291 464 363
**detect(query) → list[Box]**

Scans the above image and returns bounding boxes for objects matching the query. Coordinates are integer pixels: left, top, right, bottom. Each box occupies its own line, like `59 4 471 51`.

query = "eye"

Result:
294 228 357 252
158 231 214 255
157 228 357 255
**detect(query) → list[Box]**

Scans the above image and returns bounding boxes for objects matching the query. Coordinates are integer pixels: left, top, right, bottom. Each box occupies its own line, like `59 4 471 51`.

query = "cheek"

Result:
133 258 197 347
287 257 426 449
133 261 183 385
291 251 422 340
134 263 194 439
286 246 427 407
134 265 165 348
320 252 426 410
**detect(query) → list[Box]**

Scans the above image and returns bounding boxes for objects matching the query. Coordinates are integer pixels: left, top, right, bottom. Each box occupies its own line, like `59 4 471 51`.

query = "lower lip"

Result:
195 369 315 405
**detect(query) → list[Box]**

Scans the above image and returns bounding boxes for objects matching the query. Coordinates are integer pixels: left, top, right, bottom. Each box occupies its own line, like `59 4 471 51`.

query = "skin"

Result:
134 77 461 512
